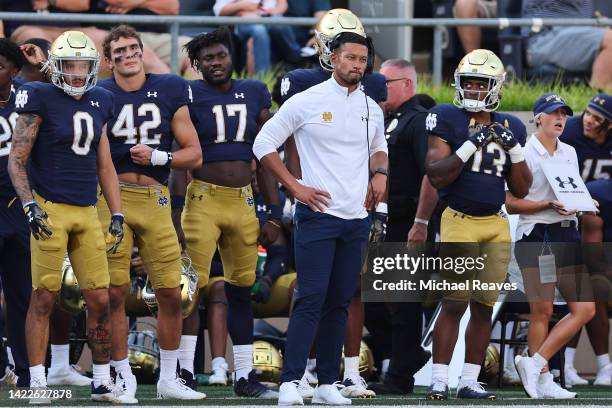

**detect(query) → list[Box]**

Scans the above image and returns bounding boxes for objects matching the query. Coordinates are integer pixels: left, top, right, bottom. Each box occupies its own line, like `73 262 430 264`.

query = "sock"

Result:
233 344 253 381
533 353 548 371
212 357 227 371
29 365 46 386
306 358 316 371
431 363 449 384
50 344 70 371
538 371 553 384
225 284 254 346
381 359 390 375
6 347 14 367
459 363 481 385
596 354 611 371
159 348 179 381
179 335 198 374
564 347 576 367
343 356 359 379
92 363 111 386
111 358 132 376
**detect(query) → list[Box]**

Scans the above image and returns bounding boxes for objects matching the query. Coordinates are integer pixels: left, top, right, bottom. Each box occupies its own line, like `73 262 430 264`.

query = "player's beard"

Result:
204 64 233 86
338 69 362 86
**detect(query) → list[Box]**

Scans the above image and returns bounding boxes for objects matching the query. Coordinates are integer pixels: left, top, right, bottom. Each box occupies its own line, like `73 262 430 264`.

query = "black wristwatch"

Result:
374 167 388 177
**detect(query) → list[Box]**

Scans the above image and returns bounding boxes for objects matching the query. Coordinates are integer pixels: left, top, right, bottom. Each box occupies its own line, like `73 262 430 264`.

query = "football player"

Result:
278 8 384 398
0 38 29 389
424 49 532 400
560 94 611 386
171 26 279 398
95 25 204 400
8 31 134 404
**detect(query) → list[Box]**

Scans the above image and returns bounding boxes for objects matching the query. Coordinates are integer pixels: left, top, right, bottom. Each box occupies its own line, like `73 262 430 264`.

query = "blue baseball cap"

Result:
533 93 574 116
587 93 612 122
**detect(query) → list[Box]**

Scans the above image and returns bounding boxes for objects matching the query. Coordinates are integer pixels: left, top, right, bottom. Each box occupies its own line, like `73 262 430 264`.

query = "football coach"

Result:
253 32 388 405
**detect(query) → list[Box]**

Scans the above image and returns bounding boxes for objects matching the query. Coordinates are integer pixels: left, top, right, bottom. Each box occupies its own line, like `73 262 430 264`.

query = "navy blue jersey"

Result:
188 79 271 163
426 104 527 216
0 79 24 198
560 116 612 182
98 74 190 184
279 66 387 105
587 179 612 242
15 82 114 206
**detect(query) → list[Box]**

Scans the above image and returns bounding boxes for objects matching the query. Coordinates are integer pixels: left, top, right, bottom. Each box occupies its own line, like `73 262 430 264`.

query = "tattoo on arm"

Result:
8 113 42 204
88 315 112 365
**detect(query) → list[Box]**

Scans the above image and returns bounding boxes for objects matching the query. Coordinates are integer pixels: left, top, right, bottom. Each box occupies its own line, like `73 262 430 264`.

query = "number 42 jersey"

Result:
188 79 271 162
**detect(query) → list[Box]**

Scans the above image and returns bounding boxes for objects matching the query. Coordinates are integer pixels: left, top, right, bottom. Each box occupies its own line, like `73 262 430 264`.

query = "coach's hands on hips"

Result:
489 122 518 151
130 144 154 165
292 184 331 212
107 213 125 254
364 173 386 210
24 201 52 240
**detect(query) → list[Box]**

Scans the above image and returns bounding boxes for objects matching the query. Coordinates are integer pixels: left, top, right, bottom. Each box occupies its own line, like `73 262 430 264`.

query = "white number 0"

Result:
72 111 95 156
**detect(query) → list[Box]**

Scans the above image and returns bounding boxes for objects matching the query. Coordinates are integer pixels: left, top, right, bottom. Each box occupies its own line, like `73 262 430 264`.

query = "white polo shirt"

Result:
253 76 387 220
515 134 579 239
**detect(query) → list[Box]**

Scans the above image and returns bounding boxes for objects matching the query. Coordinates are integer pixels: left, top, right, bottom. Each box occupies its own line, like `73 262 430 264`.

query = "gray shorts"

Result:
526 27 606 72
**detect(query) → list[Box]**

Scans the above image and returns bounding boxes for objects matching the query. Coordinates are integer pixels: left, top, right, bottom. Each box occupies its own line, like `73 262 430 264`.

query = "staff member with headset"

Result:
253 32 387 406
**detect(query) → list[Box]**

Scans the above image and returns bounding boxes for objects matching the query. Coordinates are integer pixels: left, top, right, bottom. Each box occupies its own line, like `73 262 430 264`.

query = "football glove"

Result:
251 276 272 304
369 211 387 244
489 122 518 151
107 213 125 254
467 127 493 149
23 201 52 240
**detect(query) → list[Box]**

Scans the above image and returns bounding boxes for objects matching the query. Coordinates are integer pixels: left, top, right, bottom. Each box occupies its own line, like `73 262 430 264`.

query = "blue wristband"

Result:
23 200 36 209
171 195 185 209
268 204 282 220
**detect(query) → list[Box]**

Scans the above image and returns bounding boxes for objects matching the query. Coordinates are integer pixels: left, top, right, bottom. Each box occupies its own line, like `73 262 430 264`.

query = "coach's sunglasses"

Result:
385 77 408 85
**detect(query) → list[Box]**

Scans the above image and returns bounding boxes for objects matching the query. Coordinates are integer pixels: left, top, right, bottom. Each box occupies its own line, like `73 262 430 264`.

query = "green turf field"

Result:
1 385 611 406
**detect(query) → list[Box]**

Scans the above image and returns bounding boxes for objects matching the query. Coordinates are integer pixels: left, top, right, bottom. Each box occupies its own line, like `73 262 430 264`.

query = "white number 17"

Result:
212 104 247 143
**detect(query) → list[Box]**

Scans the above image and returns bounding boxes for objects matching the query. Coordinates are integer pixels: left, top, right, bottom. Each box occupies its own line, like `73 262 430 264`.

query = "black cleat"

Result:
233 370 279 398
179 369 198 391
456 382 496 400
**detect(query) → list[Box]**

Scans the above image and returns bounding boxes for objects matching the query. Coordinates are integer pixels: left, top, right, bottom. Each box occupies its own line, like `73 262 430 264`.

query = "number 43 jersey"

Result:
426 104 527 216
188 79 271 162
15 82 114 206
98 74 191 183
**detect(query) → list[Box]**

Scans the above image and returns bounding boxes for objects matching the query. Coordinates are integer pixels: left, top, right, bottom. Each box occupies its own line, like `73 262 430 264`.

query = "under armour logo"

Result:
147 91 157 98
555 176 578 189
235 93 244 99
15 90 28 108
257 204 267 212
190 194 203 201
90 101 99 107
500 131 511 141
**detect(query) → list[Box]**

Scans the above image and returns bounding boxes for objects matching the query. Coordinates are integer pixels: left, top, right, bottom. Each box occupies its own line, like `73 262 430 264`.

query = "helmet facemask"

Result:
50 56 99 97
453 72 505 112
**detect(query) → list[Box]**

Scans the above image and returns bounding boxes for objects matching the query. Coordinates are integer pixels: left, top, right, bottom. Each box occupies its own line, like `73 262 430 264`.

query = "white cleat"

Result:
157 377 206 400
594 363 611 386
313 384 351 405
208 362 229 386
296 376 314 398
339 373 375 398
47 365 91 386
502 362 521 385
116 372 138 398
537 372 577 398
303 367 318 385
564 366 589 387
515 355 540 398
278 381 304 406
91 379 138 404
29 377 51 405
0 367 17 389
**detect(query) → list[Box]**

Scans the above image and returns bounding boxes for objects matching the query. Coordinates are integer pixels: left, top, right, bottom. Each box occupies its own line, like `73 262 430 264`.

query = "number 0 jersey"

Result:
0 79 23 198
15 82 114 206
560 115 612 182
426 104 527 216
97 74 191 184
188 79 271 163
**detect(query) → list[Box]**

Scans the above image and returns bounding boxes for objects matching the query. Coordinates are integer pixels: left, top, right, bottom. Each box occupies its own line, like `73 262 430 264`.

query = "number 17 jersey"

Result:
188 79 271 163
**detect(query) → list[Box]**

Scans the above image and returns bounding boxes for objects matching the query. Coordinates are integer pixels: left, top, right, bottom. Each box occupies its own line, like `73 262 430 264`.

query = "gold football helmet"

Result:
58 254 86 315
127 326 159 384
479 344 500 383
252 340 283 385
49 30 99 97
314 8 366 71
142 255 199 318
340 341 375 380
124 275 150 317
453 49 506 112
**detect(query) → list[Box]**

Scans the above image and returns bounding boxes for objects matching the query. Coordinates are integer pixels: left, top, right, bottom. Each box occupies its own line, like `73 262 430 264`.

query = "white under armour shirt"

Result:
253 76 387 220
